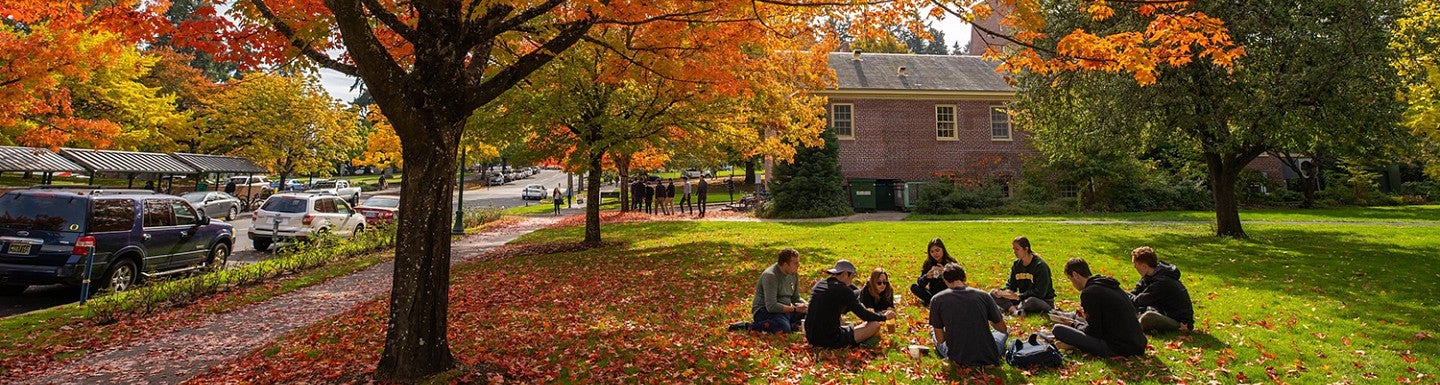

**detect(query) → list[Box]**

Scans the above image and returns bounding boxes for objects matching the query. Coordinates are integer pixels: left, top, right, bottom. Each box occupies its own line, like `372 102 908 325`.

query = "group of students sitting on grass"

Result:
731 237 1195 367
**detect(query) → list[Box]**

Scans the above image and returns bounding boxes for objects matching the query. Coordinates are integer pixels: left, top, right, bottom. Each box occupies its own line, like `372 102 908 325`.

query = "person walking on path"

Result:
666 179 678 215
643 182 654 214
990 236 1056 316
1051 258 1147 358
697 177 709 218
552 187 563 215
680 177 693 214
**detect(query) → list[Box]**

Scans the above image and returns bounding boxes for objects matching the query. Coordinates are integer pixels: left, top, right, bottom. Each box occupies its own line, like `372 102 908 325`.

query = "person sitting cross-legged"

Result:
805 260 896 348
930 263 1010 367
1129 246 1195 333
732 248 808 333
1051 258 1147 358
990 236 1056 316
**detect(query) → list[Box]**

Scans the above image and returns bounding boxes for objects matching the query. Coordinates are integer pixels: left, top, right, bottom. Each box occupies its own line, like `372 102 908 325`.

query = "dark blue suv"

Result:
0 187 235 295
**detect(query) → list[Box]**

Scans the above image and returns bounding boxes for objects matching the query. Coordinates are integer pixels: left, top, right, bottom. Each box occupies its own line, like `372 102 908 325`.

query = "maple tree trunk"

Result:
375 116 460 381
1205 153 1248 239
585 154 604 245
616 155 631 213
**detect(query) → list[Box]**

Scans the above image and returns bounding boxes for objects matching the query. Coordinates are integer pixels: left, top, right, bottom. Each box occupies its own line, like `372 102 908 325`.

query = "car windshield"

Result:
181 192 208 203
362 196 400 208
311 181 338 189
260 197 309 213
526 185 543 190
0 193 87 232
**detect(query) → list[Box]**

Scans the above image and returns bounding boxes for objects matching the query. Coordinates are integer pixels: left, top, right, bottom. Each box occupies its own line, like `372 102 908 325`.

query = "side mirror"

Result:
199 215 211 226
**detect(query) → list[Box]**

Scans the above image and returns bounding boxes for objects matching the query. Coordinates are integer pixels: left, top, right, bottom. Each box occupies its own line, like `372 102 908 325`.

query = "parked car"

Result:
355 195 400 225
682 169 713 178
487 174 507 186
249 193 366 251
0 187 235 295
182 191 243 221
304 179 361 205
522 184 547 200
270 179 307 191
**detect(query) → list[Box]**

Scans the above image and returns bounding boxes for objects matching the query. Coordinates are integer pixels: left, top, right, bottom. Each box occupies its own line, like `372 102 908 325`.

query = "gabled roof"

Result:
0 146 87 172
172 153 269 174
826 52 1012 93
59 148 197 174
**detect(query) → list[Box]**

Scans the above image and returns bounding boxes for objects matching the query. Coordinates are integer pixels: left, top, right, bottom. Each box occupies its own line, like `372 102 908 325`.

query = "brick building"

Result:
815 51 1030 210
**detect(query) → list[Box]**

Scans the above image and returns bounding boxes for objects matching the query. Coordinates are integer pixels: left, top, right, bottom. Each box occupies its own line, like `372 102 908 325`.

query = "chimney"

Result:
897 66 907 77
852 49 862 61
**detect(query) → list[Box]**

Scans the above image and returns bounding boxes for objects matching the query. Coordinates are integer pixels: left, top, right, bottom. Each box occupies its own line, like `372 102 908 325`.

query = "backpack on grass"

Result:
1005 333 1064 368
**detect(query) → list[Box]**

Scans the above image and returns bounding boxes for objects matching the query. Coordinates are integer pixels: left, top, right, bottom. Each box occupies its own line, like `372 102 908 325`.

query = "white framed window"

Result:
935 105 957 140
990 106 1012 140
832 104 853 139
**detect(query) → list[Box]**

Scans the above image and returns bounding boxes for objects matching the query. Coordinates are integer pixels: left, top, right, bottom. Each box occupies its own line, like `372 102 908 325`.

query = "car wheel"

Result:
102 258 139 293
352 224 364 238
0 284 28 296
204 242 230 272
253 237 273 252
226 205 238 221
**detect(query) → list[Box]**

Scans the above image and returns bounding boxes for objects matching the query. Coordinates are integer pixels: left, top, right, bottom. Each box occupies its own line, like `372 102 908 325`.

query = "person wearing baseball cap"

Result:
804 259 896 348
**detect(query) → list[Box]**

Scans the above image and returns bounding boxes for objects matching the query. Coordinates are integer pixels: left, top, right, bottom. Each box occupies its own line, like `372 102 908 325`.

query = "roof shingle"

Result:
827 52 1011 92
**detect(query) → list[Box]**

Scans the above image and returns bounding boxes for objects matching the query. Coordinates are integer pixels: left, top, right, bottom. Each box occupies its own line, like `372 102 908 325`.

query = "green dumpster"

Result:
875 180 896 211
849 178 876 211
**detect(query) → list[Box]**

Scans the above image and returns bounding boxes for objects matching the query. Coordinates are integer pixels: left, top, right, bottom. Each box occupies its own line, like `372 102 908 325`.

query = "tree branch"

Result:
359 0 418 43
323 0 407 98
465 19 594 111
248 0 360 76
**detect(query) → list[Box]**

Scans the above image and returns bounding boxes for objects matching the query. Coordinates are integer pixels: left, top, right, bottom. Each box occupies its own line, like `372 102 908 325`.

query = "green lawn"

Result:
502 196 619 215
908 205 1440 223
649 169 762 180
202 218 1437 383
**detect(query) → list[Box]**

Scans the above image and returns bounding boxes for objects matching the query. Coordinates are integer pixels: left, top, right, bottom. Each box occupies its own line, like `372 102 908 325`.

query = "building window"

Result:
832 104 853 139
990 106 1011 140
935 105 956 140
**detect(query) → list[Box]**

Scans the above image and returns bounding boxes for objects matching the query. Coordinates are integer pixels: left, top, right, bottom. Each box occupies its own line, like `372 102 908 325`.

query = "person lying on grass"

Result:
990 236 1056 316
806 260 896 348
1051 258 1147 358
911 238 958 307
735 248 807 333
855 268 895 314
1129 246 1195 333
930 262 1010 367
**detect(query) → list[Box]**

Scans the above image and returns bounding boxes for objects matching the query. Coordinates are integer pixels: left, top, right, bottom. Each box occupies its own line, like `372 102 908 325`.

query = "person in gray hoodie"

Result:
734 248 808 333
1129 247 1195 333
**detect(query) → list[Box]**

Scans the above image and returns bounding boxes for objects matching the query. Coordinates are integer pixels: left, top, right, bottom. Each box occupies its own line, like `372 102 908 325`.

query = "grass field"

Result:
908 205 1440 223
190 217 1437 383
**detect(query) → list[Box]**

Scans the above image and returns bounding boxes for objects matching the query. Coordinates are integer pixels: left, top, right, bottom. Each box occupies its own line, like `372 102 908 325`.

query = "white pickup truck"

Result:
305 179 362 204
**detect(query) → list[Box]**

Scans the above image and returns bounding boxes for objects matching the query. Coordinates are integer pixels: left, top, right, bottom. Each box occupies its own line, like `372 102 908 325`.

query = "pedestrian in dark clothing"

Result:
1052 258 1147 357
805 260 895 348
929 263 1009 367
697 178 709 217
652 181 665 215
991 236 1056 316
1129 247 1195 332
680 177 693 214
666 180 677 215
552 187 563 215
224 180 237 194
911 238 958 306
631 180 643 211
144 180 155 192
855 268 895 313
643 183 654 214
726 178 735 202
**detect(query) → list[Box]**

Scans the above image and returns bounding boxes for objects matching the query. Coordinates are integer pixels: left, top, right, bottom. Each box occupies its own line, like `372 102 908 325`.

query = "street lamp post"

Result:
452 147 467 235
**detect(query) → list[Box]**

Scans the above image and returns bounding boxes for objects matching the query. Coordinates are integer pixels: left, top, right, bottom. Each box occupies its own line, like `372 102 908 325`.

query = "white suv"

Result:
249 193 366 251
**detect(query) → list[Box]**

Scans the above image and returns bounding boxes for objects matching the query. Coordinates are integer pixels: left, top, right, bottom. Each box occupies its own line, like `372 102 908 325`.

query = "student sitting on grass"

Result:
990 236 1056 316
733 248 807 333
1051 258 1147 357
806 260 896 348
855 268 895 314
930 263 1010 367
910 238 958 306
1129 246 1195 333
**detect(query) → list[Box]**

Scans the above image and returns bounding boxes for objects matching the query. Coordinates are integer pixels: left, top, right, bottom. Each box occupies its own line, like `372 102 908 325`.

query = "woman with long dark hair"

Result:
990 236 1055 316
910 238 957 306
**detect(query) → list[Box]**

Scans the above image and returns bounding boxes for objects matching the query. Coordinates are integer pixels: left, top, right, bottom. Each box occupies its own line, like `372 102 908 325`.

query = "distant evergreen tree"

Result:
764 129 853 218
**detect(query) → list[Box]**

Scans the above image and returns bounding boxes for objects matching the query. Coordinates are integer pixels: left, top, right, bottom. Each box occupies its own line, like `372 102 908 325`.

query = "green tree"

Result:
1013 0 1406 237
766 128 852 218
199 73 359 185
1393 0 1440 178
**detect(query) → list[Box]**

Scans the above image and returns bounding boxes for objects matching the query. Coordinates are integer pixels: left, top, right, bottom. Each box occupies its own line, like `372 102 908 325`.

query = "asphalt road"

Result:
0 170 577 318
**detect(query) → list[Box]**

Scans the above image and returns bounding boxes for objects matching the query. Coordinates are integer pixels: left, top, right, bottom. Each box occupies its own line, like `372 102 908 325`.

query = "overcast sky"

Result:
314 19 973 103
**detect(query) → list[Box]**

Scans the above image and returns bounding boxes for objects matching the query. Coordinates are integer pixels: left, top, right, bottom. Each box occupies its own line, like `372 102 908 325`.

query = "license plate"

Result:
8 243 31 254
364 212 377 218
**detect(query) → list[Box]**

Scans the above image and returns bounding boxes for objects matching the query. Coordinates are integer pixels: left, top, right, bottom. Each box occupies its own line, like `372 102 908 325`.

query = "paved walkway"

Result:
20 217 562 385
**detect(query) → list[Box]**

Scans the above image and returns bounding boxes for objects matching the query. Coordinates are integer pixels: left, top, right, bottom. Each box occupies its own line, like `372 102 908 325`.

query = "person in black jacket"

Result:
1051 258 1147 357
643 182 654 214
1129 246 1195 333
806 260 896 348
990 236 1055 316
697 178 709 218
629 180 642 211
910 238 957 306
855 268 895 313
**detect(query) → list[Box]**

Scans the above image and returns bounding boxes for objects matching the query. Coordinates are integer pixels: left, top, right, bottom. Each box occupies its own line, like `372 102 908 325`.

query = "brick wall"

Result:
828 99 1034 182
1246 155 1291 183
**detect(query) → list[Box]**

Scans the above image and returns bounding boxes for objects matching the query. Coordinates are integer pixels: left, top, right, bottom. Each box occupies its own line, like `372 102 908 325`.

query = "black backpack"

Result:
1005 334 1064 368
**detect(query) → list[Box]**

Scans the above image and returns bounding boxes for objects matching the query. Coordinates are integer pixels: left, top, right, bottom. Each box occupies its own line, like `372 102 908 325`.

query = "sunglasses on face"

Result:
874 281 889 285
